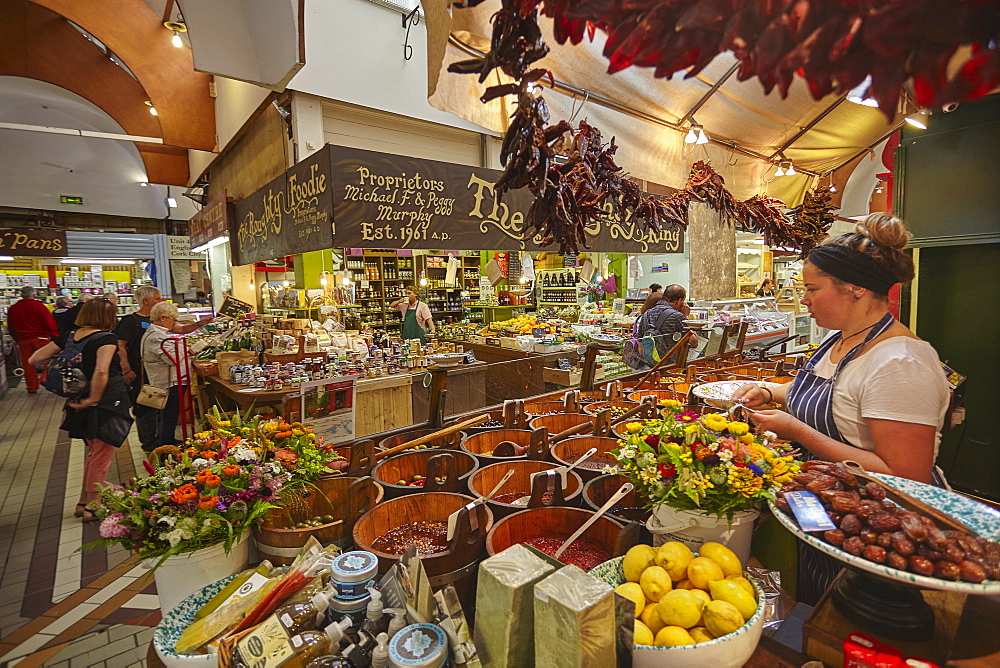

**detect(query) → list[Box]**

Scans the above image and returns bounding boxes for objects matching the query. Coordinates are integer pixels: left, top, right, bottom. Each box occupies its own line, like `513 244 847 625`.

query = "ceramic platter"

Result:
154 574 237 665
590 333 624 343
692 380 780 406
770 472 1000 594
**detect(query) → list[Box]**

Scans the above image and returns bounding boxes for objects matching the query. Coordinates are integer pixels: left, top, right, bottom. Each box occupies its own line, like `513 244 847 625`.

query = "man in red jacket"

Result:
7 286 58 393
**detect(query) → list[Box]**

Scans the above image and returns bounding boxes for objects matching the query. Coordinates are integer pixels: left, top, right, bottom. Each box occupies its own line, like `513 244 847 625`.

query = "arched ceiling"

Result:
0 0 216 187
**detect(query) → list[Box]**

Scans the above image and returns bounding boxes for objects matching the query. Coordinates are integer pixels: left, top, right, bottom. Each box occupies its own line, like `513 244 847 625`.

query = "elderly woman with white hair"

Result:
141 301 192 446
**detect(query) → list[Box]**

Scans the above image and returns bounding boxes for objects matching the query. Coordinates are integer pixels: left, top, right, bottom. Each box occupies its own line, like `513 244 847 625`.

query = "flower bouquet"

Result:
612 401 799 521
91 449 290 565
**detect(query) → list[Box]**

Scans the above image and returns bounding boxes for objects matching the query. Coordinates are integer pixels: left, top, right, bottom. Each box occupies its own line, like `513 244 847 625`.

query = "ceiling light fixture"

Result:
342 276 352 286
144 100 157 116
60 258 136 265
846 76 879 107
139 181 149 187
164 20 187 48
785 161 796 176
684 122 709 145
774 164 785 177
0 256 15 261
191 235 228 253
905 108 930 129
248 281 255 291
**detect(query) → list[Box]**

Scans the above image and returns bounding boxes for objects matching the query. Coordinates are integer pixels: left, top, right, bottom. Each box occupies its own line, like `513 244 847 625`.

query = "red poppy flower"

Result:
658 463 677 478
644 434 660 447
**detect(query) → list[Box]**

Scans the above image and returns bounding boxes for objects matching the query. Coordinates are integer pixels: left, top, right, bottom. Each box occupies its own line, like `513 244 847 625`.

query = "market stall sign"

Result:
231 147 335 265
189 191 233 251
218 295 256 318
60 195 83 205
167 236 207 260
329 145 684 253
0 227 67 256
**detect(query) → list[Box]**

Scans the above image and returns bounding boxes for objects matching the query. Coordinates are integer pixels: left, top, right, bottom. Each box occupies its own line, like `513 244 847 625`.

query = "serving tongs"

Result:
841 460 976 536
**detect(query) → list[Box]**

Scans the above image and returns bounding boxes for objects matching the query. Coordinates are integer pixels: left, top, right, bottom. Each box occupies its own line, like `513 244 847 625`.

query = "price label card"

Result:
556 357 572 371
531 327 546 338
783 490 836 532
464 350 477 364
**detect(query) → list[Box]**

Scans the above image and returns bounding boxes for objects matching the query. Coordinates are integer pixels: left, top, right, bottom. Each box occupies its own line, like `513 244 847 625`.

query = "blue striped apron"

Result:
784 311 946 602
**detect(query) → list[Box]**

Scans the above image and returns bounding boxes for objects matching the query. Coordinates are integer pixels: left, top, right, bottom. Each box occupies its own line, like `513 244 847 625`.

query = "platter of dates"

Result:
771 460 1000 595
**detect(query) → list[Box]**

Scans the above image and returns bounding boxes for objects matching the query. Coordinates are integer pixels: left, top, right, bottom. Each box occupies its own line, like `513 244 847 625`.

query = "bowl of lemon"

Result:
589 541 766 668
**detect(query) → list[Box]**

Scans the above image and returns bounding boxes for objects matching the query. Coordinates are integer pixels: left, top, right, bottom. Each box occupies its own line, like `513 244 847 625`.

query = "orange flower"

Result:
171 483 199 504
200 451 219 460
195 470 211 482
204 474 222 488
223 464 241 476
185 448 199 458
198 495 219 510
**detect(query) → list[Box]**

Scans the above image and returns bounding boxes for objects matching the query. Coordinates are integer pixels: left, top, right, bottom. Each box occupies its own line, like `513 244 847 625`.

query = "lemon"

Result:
615 582 646 617
687 556 724 590
689 626 716 644
654 541 693 582
640 602 666 636
726 575 755 596
640 566 673 603
656 589 704 629
699 542 743 577
633 620 655 646
623 544 657 583
675 578 695 590
708 580 757 621
654 626 695 647
687 588 711 608
703 600 745 638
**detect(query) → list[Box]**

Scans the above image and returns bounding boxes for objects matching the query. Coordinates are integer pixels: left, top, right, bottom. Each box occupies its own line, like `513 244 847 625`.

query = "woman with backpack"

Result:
29 298 132 521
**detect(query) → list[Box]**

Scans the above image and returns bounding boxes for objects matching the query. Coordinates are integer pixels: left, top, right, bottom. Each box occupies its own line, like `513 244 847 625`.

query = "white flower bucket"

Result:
144 535 250 614
647 507 759 565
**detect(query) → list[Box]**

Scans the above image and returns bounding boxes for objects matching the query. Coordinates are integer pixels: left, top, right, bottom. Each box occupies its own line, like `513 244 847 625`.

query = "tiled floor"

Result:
0 385 163 667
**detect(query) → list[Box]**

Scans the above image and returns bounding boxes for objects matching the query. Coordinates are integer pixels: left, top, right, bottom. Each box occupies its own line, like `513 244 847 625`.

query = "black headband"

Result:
807 244 898 295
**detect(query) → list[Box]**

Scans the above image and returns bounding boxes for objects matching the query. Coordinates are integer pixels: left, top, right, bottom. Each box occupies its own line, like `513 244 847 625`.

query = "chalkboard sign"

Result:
531 327 547 338
464 350 477 364
556 358 572 371
563 254 578 267
218 295 255 319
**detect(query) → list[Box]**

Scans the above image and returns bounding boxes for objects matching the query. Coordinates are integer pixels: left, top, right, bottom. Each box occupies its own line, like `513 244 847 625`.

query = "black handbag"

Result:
94 410 134 448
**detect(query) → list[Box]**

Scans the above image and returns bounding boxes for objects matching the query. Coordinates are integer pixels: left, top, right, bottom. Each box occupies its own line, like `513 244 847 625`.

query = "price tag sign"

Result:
531 327 547 338
464 350 477 364
783 491 837 532
218 295 255 319
556 358 572 371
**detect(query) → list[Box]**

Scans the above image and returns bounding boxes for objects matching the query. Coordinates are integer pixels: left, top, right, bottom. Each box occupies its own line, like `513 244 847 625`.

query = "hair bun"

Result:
855 213 911 251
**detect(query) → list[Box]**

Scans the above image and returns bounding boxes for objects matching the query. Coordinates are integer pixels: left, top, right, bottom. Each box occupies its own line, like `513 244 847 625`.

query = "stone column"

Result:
687 202 736 301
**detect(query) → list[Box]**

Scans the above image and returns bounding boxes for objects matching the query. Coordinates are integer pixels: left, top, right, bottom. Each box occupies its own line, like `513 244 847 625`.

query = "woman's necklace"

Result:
835 320 882 353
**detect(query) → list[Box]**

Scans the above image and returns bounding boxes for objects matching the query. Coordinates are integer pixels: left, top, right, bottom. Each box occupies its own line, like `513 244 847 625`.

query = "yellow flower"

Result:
659 399 682 407
739 433 755 445
702 414 729 432
684 424 702 434
291 428 304 436
625 422 643 434
217 421 231 427
727 421 750 436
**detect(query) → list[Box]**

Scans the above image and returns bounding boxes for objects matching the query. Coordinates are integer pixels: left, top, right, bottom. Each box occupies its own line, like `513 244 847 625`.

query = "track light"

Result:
775 160 795 176
905 108 930 129
774 165 785 177
785 161 796 176
846 76 878 107
695 127 709 145
684 127 699 144
684 123 709 145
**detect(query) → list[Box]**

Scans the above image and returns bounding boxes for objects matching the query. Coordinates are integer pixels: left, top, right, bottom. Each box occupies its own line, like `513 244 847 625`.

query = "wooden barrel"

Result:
582 400 639 418
573 390 614 405
486 506 631 571
763 374 795 385
522 401 566 415
378 427 466 452
467 460 583 519
626 389 683 404
549 436 622 481
583 473 651 524
528 413 593 435
253 476 383 565
460 411 506 435
460 430 533 466
353 492 493 604
371 449 479 498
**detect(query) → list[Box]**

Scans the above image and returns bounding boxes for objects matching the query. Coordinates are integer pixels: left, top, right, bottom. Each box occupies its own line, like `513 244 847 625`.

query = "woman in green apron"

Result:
391 288 435 344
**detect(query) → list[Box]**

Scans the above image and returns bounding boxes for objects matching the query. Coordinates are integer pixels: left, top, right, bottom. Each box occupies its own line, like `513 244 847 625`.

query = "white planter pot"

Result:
144 535 250 614
647 506 759 565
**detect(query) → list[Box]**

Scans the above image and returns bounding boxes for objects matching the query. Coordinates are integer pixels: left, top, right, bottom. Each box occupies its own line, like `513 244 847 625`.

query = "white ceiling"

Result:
0 76 197 220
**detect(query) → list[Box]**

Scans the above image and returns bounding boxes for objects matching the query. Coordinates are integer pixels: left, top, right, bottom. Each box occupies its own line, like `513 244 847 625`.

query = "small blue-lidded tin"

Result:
329 550 378 599
388 623 448 668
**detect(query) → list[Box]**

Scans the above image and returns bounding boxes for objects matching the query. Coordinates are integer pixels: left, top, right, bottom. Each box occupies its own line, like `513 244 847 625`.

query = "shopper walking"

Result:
51 295 74 332
638 283 663 314
141 302 191 447
6 286 58 394
756 278 777 297
116 285 211 451
58 293 92 337
29 299 132 520
637 284 691 363
390 288 435 344
732 213 950 603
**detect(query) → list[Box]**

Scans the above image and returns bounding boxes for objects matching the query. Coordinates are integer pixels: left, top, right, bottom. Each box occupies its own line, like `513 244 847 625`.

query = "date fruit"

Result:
908 556 935 576
840 514 862 536
824 529 846 547
886 552 908 570
843 536 865 556
891 532 916 557
863 545 887 563
959 560 987 584
934 560 961 581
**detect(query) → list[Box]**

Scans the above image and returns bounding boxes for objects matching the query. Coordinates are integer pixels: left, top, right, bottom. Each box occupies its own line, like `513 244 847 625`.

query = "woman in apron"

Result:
733 213 950 603
391 288 435 344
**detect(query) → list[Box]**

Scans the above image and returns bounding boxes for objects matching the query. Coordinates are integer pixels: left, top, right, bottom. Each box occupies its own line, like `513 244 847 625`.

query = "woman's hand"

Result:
747 409 806 441
731 382 771 408
68 397 99 409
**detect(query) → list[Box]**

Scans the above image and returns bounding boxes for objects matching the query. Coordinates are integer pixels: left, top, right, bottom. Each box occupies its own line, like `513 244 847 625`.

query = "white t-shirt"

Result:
811 336 949 455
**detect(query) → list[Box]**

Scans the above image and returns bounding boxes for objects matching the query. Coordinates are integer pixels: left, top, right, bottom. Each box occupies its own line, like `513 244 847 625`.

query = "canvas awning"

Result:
422 0 909 208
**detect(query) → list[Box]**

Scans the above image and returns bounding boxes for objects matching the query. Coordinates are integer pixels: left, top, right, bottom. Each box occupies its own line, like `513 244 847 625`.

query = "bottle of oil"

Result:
275 588 337 635
282 618 355 668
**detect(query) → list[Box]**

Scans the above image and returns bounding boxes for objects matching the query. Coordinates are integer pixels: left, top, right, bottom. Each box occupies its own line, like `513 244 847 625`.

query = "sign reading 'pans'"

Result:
231 146 335 265
329 145 684 254
0 227 67 256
